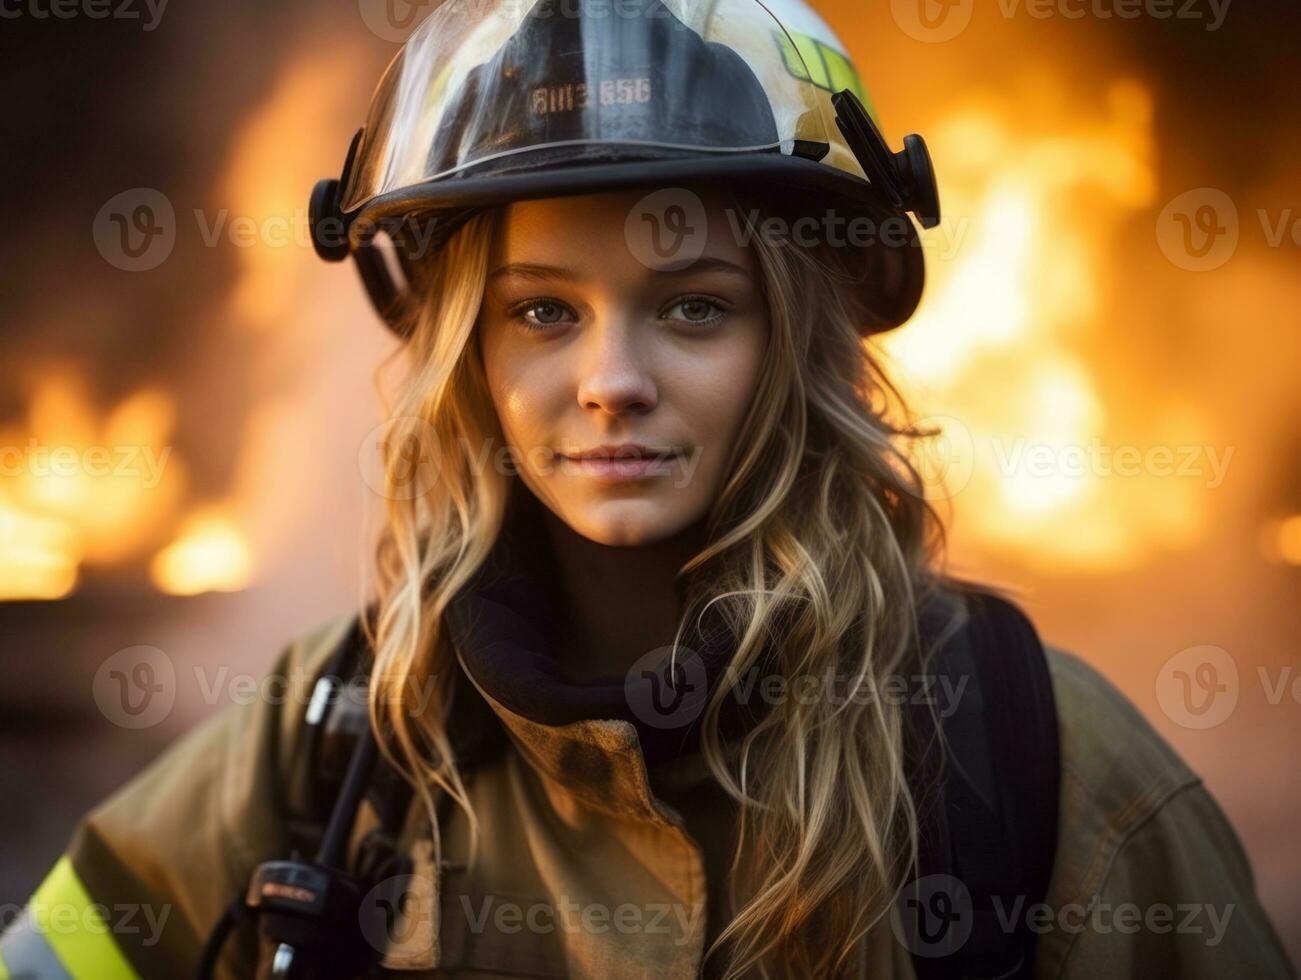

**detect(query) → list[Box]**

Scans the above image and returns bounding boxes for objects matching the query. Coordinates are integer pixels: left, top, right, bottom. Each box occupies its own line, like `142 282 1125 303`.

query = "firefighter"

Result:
2 1 1292 978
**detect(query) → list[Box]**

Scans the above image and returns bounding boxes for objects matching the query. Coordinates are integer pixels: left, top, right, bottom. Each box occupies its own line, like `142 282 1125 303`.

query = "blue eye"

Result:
663 296 727 325
512 299 576 331
507 295 727 331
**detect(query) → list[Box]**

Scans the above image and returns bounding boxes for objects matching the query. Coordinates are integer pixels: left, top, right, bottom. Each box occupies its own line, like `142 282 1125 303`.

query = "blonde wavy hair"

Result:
365 193 958 979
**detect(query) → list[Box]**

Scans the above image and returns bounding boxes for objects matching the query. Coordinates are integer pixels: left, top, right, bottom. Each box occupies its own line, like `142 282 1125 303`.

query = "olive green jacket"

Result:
1 613 1294 979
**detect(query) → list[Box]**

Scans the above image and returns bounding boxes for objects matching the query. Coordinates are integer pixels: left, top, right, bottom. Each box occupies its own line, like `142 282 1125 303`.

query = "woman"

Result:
3 1 1292 979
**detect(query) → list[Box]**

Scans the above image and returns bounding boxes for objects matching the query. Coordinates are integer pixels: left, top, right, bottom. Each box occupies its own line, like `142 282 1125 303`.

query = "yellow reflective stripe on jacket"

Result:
0 857 140 980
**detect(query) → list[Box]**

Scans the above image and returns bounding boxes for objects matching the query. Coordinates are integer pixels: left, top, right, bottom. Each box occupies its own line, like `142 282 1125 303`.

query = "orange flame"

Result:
0 373 186 599
883 79 1215 571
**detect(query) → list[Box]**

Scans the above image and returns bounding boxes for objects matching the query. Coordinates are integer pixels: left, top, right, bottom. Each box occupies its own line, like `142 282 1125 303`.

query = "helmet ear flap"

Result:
366 209 486 339
832 90 941 230
352 237 410 336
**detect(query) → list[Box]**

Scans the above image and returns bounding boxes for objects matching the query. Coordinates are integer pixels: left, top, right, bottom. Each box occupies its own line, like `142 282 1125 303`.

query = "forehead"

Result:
487 186 758 276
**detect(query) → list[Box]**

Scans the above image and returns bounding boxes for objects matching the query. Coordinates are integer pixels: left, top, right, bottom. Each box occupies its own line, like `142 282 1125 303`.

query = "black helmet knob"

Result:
309 178 350 262
896 134 941 230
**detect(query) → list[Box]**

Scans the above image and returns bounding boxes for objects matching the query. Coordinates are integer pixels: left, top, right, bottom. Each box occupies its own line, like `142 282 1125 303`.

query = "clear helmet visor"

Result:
341 0 864 213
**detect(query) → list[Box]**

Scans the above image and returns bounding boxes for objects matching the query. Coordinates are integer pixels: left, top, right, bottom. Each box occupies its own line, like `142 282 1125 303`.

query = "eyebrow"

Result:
487 256 752 283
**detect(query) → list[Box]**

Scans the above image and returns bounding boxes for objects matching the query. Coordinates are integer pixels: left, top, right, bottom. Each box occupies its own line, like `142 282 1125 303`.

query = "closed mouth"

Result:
560 445 683 463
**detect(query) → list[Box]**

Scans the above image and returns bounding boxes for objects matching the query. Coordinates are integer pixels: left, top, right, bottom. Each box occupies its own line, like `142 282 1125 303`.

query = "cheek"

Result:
482 336 553 449
493 384 541 446
675 322 766 448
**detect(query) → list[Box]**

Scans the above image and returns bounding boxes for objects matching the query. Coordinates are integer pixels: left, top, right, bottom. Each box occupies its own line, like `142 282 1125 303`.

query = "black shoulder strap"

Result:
283 612 509 864
284 614 413 863
905 586 1060 979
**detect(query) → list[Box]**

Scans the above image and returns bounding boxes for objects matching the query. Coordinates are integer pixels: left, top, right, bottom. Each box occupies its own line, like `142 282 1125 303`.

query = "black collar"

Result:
442 492 769 769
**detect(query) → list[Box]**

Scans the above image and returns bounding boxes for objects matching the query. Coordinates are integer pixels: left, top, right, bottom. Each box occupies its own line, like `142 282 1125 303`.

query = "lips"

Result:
562 444 681 462
555 444 683 482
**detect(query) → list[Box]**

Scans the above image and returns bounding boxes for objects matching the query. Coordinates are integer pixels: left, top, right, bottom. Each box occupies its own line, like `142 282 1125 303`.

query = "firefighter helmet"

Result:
310 0 940 335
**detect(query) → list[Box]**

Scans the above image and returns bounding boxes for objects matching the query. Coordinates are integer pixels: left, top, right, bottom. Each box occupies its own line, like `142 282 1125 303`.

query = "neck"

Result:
537 505 708 683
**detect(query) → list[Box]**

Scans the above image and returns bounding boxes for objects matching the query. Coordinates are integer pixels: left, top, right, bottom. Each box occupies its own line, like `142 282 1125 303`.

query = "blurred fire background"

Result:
1 0 1297 962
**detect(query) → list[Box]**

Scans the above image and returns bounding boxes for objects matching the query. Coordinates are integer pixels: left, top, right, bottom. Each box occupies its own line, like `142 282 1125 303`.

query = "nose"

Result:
575 318 658 416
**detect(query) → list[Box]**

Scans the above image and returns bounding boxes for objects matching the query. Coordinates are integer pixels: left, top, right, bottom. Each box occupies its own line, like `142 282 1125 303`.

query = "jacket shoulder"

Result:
1037 647 1294 977
56 610 361 977
1046 645 1201 821
1041 647 1201 966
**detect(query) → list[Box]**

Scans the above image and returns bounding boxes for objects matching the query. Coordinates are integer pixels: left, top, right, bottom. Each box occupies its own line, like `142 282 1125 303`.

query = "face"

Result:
476 188 769 546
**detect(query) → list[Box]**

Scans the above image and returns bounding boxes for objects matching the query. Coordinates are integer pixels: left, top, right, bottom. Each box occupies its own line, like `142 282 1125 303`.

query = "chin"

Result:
563 496 699 547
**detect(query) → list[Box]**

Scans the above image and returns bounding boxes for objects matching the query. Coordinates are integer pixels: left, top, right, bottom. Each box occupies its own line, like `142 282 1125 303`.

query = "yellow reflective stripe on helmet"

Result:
817 42 870 109
15 857 141 979
772 28 876 121
777 28 830 89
